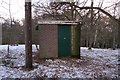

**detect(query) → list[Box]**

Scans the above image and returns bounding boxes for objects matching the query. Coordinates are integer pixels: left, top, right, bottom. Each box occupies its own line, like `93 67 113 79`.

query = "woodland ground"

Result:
0 45 119 79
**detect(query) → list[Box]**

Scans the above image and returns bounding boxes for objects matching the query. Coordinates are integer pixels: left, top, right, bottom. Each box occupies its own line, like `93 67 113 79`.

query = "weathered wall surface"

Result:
39 24 58 58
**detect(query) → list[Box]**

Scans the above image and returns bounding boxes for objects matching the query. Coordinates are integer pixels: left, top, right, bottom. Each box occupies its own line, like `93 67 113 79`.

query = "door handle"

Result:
64 37 66 39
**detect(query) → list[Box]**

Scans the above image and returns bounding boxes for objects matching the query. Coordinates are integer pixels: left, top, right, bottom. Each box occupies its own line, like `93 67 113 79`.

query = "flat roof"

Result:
38 21 79 25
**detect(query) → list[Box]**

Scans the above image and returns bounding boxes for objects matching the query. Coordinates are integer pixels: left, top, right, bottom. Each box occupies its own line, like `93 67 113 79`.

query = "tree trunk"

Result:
35 44 39 51
93 25 98 47
25 1 33 69
86 28 89 47
88 1 93 50
7 45 10 54
118 19 120 48
112 32 116 50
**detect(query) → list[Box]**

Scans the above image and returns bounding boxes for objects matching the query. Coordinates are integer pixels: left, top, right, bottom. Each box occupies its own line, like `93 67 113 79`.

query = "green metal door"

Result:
58 24 71 57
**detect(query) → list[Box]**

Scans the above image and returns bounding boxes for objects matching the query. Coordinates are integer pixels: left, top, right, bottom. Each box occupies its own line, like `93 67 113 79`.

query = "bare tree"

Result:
33 0 119 50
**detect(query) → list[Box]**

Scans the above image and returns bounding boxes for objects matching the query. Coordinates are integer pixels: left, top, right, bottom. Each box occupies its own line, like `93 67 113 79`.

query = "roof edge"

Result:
38 21 79 25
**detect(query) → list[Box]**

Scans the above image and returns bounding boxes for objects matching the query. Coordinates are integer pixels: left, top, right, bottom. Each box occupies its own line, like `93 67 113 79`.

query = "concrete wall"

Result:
38 24 58 58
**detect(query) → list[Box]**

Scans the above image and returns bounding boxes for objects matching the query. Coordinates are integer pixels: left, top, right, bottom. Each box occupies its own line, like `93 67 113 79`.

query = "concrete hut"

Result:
37 21 81 58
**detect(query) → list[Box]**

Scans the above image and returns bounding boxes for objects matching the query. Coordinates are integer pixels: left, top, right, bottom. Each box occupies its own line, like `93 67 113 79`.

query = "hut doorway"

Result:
58 24 71 57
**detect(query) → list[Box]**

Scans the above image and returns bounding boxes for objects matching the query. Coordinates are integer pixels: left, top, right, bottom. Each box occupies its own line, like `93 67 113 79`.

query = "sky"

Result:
0 0 24 20
0 0 119 20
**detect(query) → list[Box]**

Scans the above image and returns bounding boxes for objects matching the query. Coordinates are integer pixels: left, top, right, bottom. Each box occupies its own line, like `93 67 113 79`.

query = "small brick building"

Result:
37 21 80 58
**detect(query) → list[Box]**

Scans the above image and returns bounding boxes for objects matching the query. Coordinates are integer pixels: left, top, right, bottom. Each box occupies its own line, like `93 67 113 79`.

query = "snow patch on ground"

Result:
0 45 119 79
